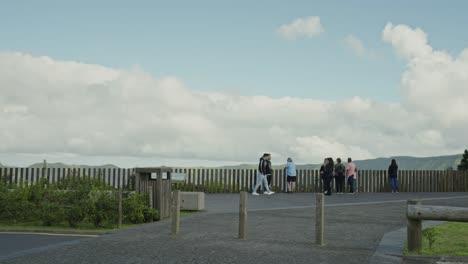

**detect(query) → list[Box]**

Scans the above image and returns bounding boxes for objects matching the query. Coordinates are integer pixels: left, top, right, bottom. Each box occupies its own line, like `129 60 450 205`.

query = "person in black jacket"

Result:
252 153 275 195
323 158 334 195
388 159 399 193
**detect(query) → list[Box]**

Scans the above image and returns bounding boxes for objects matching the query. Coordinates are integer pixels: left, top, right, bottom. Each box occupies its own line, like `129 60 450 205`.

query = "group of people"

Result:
319 157 357 195
251 154 400 195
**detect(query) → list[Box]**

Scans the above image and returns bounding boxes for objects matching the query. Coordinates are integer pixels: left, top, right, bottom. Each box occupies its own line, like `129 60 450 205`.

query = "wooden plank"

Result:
112 168 116 188
9 167 14 188
223 169 227 193
13 167 18 186
196 169 201 192
236 169 240 193
408 205 468 221
107 168 112 187
315 170 321 193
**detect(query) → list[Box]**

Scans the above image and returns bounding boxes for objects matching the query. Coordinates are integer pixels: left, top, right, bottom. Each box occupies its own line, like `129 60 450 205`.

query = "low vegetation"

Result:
406 222 468 256
0 177 158 230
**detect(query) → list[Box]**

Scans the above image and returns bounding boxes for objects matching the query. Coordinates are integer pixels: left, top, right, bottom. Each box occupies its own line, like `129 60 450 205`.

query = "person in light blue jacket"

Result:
285 157 297 193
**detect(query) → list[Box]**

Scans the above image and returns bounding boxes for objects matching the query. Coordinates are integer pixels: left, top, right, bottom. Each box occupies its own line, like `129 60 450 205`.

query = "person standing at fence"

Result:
285 157 296 193
388 159 399 193
323 158 334 195
334 158 346 194
320 158 327 189
252 153 274 195
346 157 357 194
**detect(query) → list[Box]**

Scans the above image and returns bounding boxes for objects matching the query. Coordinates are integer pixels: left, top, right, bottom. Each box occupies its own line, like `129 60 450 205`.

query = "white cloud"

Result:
382 22 468 134
344 35 366 56
382 22 432 59
2 21 468 167
344 34 380 59
277 16 324 40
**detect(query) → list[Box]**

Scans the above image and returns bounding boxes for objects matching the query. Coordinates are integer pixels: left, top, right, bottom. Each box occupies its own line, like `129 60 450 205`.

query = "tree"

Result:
458 149 468 171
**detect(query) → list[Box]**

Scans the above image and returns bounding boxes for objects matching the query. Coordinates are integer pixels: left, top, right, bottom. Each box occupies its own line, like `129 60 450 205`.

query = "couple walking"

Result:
252 153 275 195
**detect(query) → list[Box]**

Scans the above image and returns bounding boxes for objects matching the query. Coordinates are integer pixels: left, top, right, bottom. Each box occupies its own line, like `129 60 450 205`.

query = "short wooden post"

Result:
172 190 181 236
407 200 422 252
316 193 324 245
239 191 248 239
118 188 123 229
148 185 154 222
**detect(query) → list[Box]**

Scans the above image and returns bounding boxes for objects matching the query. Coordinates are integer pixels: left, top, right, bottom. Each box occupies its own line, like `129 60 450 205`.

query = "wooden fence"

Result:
171 168 468 193
0 167 135 190
1 167 467 193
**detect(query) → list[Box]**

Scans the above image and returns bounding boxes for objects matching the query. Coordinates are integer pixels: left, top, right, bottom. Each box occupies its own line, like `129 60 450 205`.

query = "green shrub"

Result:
123 192 158 224
0 185 33 224
40 202 65 226
88 190 119 227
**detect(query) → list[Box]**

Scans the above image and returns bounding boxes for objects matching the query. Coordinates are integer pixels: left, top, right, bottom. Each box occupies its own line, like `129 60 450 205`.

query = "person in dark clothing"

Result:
334 158 346 194
252 153 274 195
323 158 334 195
320 158 326 192
388 159 399 193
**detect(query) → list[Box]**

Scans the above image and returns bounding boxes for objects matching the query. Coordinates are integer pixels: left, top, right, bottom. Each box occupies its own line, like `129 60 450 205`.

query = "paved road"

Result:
0 193 467 264
0 233 95 262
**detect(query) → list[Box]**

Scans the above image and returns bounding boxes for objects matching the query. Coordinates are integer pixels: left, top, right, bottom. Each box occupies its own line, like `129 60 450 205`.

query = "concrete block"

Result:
180 192 205 211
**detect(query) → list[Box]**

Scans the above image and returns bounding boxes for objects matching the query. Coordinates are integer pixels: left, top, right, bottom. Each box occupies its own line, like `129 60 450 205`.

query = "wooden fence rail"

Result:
1 167 467 192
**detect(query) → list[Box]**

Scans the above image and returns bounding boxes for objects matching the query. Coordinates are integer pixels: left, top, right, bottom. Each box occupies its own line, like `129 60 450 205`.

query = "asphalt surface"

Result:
1 192 467 264
0 233 93 262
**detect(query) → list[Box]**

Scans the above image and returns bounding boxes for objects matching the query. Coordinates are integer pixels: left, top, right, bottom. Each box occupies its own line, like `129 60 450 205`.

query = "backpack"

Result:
335 163 345 175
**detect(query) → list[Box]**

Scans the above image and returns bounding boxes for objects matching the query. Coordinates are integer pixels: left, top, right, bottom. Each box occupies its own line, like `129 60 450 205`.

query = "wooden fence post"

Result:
118 188 123 229
172 190 181 236
239 191 248 239
148 185 154 222
316 193 324 245
407 200 422 252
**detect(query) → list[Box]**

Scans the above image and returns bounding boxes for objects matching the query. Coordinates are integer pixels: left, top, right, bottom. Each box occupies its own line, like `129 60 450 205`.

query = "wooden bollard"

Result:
172 190 181 236
239 191 248 239
118 188 123 229
407 200 422 252
316 193 324 245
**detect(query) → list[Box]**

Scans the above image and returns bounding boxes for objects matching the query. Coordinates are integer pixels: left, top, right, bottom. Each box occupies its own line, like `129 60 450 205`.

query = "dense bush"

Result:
0 184 33 224
123 192 159 224
88 189 119 227
0 176 158 228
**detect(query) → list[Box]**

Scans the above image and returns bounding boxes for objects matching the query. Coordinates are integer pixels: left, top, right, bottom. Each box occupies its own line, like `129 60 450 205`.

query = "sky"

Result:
1 0 468 167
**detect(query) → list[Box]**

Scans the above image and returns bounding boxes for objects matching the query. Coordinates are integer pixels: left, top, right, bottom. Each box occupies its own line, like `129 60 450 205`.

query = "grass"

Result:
406 222 468 256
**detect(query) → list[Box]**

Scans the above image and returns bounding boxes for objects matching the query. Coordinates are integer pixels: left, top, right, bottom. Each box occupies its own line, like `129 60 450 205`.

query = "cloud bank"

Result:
1 22 467 165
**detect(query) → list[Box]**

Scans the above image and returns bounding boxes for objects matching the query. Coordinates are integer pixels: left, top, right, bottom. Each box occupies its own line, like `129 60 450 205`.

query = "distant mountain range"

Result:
0 154 463 170
220 154 463 170
0 162 119 169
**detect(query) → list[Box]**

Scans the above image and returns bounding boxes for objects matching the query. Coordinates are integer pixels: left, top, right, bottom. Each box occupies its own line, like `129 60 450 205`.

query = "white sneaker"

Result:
266 191 275 195
252 192 259 196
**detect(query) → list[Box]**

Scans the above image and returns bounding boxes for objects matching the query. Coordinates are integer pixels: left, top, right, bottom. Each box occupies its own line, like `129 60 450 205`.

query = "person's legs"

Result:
262 174 272 193
324 177 331 195
266 175 272 189
252 172 264 194
335 177 340 193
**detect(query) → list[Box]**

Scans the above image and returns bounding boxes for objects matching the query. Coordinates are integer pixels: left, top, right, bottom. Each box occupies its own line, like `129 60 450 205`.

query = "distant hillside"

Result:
218 154 463 170
354 155 462 170
27 162 120 169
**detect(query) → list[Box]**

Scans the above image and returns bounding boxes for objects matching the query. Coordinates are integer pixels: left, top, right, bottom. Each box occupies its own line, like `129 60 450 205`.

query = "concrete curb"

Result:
0 229 107 236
